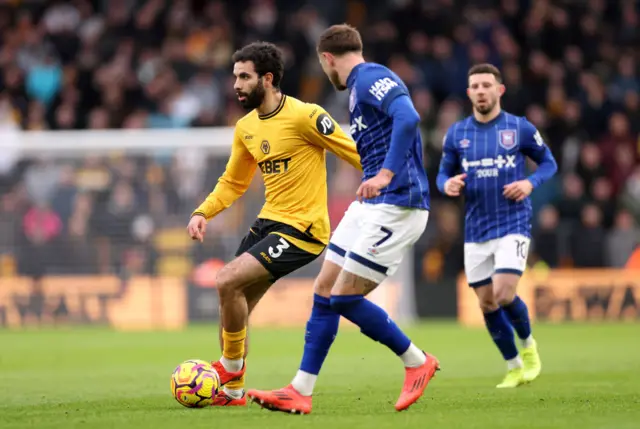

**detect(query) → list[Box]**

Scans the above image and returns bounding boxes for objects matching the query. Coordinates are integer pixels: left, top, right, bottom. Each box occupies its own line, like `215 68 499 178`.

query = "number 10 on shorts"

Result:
515 239 527 260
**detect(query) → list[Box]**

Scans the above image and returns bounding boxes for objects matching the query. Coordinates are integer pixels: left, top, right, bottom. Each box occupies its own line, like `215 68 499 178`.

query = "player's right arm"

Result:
436 127 466 197
189 127 257 241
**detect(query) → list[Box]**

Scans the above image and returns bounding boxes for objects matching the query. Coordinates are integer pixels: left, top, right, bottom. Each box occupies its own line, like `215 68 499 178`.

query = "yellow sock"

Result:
222 328 246 361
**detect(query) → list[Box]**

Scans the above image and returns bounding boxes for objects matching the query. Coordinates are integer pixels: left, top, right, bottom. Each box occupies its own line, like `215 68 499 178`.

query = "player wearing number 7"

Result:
186 42 361 405
437 64 557 388
248 24 439 414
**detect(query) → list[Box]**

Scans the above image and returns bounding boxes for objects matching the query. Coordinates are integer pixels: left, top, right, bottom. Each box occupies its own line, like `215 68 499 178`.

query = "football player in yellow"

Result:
186 41 361 406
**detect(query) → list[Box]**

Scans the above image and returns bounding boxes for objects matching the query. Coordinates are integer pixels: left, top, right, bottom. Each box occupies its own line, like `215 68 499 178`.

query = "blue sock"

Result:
483 308 519 360
299 294 340 375
330 294 410 356
502 296 532 341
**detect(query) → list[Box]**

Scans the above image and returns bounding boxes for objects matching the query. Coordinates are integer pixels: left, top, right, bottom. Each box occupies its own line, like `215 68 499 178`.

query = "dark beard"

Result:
475 99 496 115
238 80 266 110
330 70 346 91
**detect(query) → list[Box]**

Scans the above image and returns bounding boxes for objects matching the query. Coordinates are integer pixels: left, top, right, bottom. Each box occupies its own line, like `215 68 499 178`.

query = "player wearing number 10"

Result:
436 63 558 388
186 42 361 405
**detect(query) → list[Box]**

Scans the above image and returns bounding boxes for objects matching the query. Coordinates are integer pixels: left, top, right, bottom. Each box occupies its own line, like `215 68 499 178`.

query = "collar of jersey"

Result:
346 63 367 88
471 110 505 127
258 94 287 120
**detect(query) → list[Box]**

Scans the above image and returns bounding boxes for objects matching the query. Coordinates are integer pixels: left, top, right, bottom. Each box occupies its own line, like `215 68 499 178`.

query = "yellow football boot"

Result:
496 367 525 388
522 340 542 382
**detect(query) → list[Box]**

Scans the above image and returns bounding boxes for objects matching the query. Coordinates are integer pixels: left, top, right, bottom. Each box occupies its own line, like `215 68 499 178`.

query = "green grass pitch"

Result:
1 322 639 429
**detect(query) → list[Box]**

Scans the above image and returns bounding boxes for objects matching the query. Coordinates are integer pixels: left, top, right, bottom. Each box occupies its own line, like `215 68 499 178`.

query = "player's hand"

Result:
187 215 207 242
444 173 467 197
503 179 533 202
356 169 393 201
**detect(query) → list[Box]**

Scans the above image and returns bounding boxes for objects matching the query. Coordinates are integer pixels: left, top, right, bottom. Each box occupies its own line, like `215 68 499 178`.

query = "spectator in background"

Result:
571 204 606 268
533 205 561 268
0 0 637 277
575 143 606 192
555 174 587 225
621 167 640 224
606 209 640 268
20 201 62 277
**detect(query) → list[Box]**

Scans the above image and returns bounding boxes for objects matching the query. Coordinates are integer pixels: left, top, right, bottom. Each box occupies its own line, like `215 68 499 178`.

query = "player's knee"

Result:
313 269 336 298
478 295 499 313
313 279 333 298
495 288 517 307
313 261 341 298
215 267 242 301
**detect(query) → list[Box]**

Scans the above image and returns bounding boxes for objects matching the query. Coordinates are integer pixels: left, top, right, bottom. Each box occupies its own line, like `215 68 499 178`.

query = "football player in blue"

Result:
437 63 557 388
248 24 439 413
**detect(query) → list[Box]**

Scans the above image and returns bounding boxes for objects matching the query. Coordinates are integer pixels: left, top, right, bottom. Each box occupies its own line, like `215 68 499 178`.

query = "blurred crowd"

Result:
0 0 638 280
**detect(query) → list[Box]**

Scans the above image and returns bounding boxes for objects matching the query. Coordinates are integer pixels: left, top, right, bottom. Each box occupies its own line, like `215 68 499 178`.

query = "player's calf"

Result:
213 254 272 388
493 274 541 382
473 283 523 387
290 259 342 397
494 274 534 348
216 277 274 400
330 270 438 411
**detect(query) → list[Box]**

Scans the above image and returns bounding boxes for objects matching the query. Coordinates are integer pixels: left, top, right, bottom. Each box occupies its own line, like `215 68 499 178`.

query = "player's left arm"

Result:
301 105 362 172
357 72 418 198
503 120 558 201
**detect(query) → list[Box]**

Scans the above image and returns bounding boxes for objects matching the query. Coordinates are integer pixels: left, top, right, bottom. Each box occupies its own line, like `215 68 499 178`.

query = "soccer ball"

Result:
170 359 220 408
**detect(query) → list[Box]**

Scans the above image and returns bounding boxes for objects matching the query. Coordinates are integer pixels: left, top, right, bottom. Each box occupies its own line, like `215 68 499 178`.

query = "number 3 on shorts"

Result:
269 237 290 258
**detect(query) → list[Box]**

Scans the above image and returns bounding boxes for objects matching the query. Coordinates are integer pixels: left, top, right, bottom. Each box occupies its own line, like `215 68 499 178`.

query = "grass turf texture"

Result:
1 323 639 429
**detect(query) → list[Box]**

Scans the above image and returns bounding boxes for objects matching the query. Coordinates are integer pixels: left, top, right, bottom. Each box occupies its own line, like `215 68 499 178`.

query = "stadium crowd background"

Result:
0 0 638 284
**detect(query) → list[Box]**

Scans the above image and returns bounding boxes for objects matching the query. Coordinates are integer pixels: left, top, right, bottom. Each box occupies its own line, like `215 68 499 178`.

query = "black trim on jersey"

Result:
259 94 287 120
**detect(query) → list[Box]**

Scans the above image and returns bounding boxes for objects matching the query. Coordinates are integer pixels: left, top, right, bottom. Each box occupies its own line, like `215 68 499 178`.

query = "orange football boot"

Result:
395 352 440 411
247 384 312 415
211 360 246 386
212 390 247 406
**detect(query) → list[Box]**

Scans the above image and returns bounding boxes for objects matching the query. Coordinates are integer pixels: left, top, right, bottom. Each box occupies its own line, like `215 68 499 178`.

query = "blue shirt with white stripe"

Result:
347 63 430 210
436 111 557 243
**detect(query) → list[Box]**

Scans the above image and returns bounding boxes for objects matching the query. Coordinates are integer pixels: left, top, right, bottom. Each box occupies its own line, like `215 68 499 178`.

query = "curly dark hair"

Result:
231 42 285 89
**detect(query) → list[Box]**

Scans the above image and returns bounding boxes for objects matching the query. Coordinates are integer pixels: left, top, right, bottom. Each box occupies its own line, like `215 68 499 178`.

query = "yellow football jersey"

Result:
193 94 361 255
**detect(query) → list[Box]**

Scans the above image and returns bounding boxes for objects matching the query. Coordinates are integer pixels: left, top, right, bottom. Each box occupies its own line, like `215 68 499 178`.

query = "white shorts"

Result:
464 234 530 287
326 202 429 284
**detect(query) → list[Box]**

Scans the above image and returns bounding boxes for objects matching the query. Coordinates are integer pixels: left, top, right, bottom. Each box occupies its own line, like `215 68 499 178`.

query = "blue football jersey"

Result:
438 111 557 243
346 63 430 210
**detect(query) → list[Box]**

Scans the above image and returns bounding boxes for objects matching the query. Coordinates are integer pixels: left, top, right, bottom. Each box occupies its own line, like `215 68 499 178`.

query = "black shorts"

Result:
235 218 325 281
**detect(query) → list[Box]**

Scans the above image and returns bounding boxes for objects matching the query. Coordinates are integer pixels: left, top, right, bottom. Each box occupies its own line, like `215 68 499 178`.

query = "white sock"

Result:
291 370 317 397
400 343 427 368
522 335 535 348
507 355 523 370
220 356 243 372
223 387 244 399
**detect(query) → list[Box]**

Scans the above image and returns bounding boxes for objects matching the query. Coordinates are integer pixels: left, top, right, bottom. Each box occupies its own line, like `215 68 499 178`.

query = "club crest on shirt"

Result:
498 129 517 150
261 140 270 154
459 138 470 148
349 88 356 112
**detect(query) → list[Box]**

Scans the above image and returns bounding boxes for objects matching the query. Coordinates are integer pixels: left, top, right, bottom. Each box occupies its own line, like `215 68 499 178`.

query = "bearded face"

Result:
233 61 268 110
467 73 504 115
319 53 346 91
